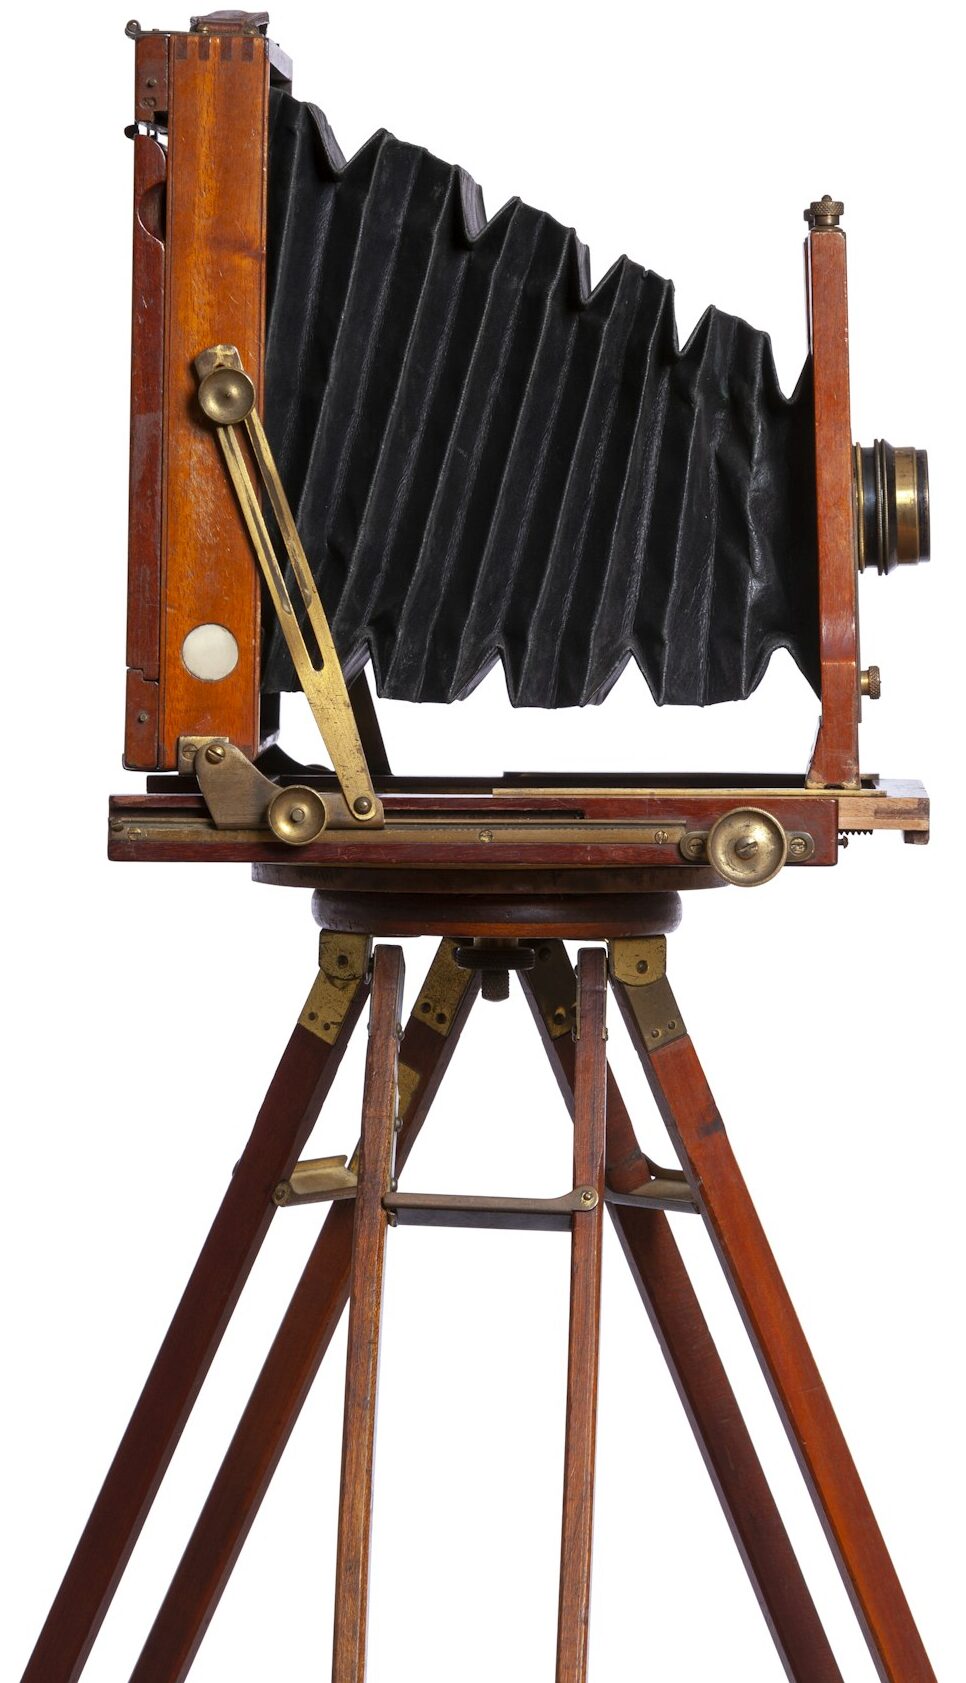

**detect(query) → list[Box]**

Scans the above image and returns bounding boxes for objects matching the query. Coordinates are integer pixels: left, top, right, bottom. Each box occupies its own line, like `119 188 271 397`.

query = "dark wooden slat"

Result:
614 983 936 1683
22 963 369 1683
521 944 845 1683
331 946 405 1683
556 950 607 1683
124 122 166 771
126 944 477 1683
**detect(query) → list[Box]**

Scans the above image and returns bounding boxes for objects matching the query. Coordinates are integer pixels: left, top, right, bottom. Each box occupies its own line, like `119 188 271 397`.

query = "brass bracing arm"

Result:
194 344 383 827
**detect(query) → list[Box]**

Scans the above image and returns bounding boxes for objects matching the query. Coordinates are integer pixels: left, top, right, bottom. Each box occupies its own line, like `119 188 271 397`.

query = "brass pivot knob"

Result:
861 666 882 699
706 808 788 888
197 366 256 426
268 786 327 845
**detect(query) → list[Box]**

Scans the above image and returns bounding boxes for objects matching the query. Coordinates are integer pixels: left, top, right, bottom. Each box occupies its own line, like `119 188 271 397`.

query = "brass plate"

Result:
298 933 372 1044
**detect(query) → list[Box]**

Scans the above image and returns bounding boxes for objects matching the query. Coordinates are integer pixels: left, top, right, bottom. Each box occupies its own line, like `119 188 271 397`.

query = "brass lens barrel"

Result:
854 439 929 574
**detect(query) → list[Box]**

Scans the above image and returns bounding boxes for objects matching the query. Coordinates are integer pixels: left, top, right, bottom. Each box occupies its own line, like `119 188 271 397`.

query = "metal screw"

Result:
353 795 373 816
145 75 157 87
205 743 226 764
580 1189 596 1206
788 836 808 859
109 818 123 832
654 829 669 845
289 806 306 825
129 827 143 840
552 1006 569 1025
137 710 149 724
636 958 649 974
734 837 759 860
479 828 494 844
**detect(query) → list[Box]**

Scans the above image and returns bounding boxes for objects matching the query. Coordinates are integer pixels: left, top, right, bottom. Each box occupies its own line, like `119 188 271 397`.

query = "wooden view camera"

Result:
22 12 938 1683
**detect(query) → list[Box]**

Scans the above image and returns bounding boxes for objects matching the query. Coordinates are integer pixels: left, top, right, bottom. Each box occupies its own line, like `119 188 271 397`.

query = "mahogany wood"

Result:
614 990 936 1683
521 948 845 1683
21 967 369 1683
806 226 861 788
107 790 839 868
126 945 479 1683
124 124 166 770
158 29 267 767
309 889 685 939
332 947 404 1683
556 951 607 1683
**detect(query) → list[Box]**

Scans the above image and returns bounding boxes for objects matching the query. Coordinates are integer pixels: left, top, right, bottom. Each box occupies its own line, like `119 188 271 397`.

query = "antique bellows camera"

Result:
22 11 937 1683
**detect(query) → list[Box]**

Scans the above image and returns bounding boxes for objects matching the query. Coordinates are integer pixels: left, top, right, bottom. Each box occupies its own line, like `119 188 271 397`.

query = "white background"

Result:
2 2 963 1679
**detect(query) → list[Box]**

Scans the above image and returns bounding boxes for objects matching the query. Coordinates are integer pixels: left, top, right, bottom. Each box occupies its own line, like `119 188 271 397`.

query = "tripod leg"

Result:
522 942 844 1683
556 950 607 1683
612 944 936 1683
21 933 372 1683
128 941 479 1683
332 944 405 1683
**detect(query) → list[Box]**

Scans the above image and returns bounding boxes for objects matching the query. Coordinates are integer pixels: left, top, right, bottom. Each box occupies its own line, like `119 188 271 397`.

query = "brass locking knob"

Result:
854 441 929 574
706 808 788 888
268 786 328 845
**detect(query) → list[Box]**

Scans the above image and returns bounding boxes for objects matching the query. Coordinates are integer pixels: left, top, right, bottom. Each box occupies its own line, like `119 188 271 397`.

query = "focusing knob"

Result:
706 808 788 888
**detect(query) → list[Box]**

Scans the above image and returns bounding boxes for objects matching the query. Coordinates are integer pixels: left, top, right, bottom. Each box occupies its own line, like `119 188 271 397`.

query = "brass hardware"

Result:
860 666 882 700
805 195 844 228
397 1061 421 1119
680 831 707 862
605 1180 698 1214
609 939 687 1051
197 366 256 426
854 440 929 573
274 1154 358 1207
181 737 279 829
609 937 667 988
268 786 328 845
298 933 373 1045
383 1185 599 1231
786 833 815 861
414 940 475 1037
194 345 382 828
706 808 788 888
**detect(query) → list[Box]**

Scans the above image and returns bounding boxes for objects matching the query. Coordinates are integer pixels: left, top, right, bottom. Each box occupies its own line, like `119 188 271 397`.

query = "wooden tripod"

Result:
21 888 936 1683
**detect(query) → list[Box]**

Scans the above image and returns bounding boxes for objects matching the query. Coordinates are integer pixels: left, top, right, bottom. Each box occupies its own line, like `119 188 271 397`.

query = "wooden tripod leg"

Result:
556 950 607 1683
612 947 937 1683
332 944 405 1683
522 943 844 1683
128 942 478 1683
21 933 372 1683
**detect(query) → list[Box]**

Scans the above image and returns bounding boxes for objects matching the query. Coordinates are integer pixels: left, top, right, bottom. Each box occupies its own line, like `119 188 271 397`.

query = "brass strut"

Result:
194 344 383 828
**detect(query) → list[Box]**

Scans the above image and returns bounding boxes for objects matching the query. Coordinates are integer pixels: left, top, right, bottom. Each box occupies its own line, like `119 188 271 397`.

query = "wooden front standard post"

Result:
806 208 862 788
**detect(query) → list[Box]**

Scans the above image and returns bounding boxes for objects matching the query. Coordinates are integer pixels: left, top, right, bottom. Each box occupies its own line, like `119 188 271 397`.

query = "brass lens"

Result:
854 439 929 574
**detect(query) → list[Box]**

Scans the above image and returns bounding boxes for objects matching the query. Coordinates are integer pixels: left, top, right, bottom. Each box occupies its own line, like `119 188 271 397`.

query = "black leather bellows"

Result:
262 91 819 708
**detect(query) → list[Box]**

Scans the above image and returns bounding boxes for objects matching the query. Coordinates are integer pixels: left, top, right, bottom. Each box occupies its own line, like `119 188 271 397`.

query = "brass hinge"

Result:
608 937 687 1051
298 933 373 1045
